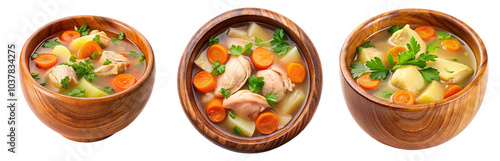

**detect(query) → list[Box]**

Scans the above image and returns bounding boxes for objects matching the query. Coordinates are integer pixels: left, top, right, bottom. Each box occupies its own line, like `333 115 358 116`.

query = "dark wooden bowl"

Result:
178 8 322 152
20 15 155 142
340 9 488 149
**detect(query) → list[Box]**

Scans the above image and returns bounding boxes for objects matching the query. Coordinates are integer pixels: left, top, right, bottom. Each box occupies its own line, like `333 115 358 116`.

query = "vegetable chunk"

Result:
426 58 473 83
390 65 426 92
416 81 445 104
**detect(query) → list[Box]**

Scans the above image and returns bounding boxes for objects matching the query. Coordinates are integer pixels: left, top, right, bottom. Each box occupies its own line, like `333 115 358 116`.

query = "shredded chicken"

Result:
223 90 271 120
94 51 130 76
214 55 251 98
256 65 294 102
44 65 78 88
89 30 111 48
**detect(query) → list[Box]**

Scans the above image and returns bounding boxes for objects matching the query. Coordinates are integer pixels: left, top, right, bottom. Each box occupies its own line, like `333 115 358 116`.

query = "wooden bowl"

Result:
20 15 155 142
340 9 488 149
178 8 322 152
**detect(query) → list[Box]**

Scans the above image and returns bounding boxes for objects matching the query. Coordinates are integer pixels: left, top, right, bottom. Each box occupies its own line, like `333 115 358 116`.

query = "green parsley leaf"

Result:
69 56 77 63
349 62 370 79
111 32 125 45
388 25 404 34
366 57 390 80
31 72 41 80
233 126 243 134
406 37 421 55
382 90 394 98
42 40 62 48
208 37 219 46
31 53 44 59
357 41 375 52
74 24 89 36
387 52 394 70
419 67 440 83
248 75 265 93
211 61 226 75
417 51 438 62
228 110 236 119
436 31 455 43
66 87 85 97
265 93 279 111
60 76 70 89
452 58 459 62
69 58 97 82
444 68 454 73
103 59 112 65
59 62 70 65
127 51 145 62
255 37 265 46
91 52 101 59
103 86 115 94
228 43 253 56
243 43 254 55
220 88 231 99
92 35 102 45
427 44 440 53
392 37 437 69
270 28 291 55
40 82 46 86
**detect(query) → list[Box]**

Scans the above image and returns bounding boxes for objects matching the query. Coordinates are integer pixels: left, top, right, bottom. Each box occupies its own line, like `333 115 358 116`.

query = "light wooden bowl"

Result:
20 15 155 142
340 9 488 149
178 8 322 152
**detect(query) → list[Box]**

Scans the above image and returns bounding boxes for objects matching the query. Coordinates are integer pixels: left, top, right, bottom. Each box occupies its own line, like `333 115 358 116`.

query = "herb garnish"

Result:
74 24 89 36
254 37 265 46
382 90 394 98
248 75 265 93
208 37 219 46
211 61 226 75
357 41 375 52
265 93 279 111
40 82 46 86
103 86 115 94
66 87 85 97
419 67 440 83
31 53 44 59
228 43 253 56
228 110 236 119
31 72 41 80
349 62 370 79
427 44 439 53
444 68 454 73
388 25 404 34
60 76 70 89
220 88 231 98
233 126 243 134
103 59 112 65
91 52 101 59
270 28 291 55
42 40 62 48
436 31 456 43
128 51 145 62
111 32 125 45
92 35 102 45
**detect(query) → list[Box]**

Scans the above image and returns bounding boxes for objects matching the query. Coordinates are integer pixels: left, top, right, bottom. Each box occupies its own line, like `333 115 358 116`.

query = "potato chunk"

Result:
223 112 255 137
416 81 445 104
390 65 426 92
247 23 273 41
279 89 306 115
279 46 301 67
227 27 247 38
426 58 473 83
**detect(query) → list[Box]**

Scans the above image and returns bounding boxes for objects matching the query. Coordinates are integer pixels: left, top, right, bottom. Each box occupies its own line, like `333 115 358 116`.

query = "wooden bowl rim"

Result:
20 15 155 101
340 8 488 111
178 8 322 152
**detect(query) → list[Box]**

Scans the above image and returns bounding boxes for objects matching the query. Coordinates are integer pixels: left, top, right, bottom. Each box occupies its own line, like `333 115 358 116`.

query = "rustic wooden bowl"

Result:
340 9 488 149
178 8 322 152
20 15 155 142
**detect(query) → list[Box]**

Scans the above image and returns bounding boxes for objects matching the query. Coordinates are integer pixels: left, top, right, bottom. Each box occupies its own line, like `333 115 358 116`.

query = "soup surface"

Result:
350 25 476 104
29 24 146 97
192 22 309 137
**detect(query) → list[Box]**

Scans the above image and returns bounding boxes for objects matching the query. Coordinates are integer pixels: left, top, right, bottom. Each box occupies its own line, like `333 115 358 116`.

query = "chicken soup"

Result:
192 22 309 137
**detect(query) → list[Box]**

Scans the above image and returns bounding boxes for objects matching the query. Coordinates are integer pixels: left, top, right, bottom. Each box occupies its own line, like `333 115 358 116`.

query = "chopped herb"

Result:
444 68 454 73
31 72 41 80
228 43 253 56
392 37 437 70
387 52 394 70
419 67 440 83
388 25 404 34
59 62 70 65
31 53 44 59
366 57 390 80
211 61 226 75
452 58 459 62
357 41 375 52
436 31 455 43
427 44 440 53
92 34 102 45
220 88 231 98
459 83 464 89
255 37 265 46
74 24 89 36
111 32 125 45
66 87 85 97
228 110 236 119
128 51 145 62
233 126 242 134
60 76 70 89
265 93 279 111
207 37 219 46
417 51 438 62
270 28 291 55
72 58 97 81
40 82 46 86
382 90 394 98
91 52 101 59
103 86 115 94
69 56 77 63
349 62 370 79
248 75 265 93
103 59 112 65
42 40 62 48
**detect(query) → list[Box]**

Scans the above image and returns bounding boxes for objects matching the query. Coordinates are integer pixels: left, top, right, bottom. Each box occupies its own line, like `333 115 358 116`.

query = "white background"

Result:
1 0 499 160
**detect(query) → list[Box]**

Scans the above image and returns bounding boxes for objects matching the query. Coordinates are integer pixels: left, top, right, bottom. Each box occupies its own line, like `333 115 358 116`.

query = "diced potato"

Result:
227 27 248 38
416 81 445 104
76 78 109 98
391 65 426 92
51 45 71 62
194 50 213 72
279 89 306 115
223 112 255 137
278 115 292 129
69 36 92 51
247 23 273 41
357 48 385 64
426 58 473 83
279 46 301 67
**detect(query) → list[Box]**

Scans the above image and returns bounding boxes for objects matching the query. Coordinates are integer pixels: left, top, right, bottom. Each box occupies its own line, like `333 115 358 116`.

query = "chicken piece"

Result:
389 25 427 53
256 65 294 102
214 55 251 98
89 30 111 48
223 90 271 120
44 65 78 89
94 51 130 76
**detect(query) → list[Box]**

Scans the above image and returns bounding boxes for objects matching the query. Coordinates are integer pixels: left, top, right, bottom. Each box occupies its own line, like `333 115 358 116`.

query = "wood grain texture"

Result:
178 8 322 152
19 15 155 142
340 9 488 149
